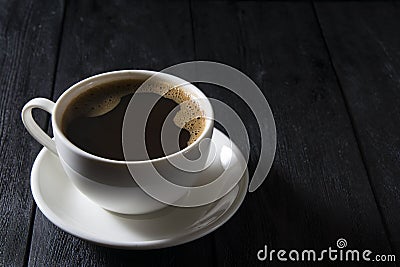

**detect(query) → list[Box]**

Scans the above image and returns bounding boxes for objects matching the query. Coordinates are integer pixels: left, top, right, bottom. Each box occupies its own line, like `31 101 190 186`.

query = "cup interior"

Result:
52 70 213 163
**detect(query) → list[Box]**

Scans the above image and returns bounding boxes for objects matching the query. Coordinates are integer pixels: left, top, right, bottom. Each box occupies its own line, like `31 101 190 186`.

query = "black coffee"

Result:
62 79 205 161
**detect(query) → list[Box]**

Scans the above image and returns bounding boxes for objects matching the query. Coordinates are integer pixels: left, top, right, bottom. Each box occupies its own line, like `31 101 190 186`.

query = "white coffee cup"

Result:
22 70 214 214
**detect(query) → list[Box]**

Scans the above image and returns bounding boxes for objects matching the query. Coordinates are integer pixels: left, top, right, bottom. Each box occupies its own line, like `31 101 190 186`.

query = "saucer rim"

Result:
30 128 248 249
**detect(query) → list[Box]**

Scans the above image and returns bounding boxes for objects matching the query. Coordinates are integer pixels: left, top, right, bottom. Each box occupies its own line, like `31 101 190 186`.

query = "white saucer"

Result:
30 129 248 249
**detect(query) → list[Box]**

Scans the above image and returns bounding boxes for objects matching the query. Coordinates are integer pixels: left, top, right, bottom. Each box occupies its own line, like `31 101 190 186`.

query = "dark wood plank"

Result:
315 1 400 259
191 1 394 266
28 1 215 266
0 0 64 265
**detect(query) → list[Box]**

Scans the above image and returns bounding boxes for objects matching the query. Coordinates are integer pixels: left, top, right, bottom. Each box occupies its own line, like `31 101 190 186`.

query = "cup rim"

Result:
52 70 214 165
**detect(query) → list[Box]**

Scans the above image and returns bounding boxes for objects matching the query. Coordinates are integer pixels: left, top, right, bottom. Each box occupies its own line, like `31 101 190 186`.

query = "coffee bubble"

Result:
63 78 206 148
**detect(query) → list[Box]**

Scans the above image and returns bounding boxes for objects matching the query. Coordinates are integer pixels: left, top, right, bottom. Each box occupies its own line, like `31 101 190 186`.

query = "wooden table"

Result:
1 1 399 266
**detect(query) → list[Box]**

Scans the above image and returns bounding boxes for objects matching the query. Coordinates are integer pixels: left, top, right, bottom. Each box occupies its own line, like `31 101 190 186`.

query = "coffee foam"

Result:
135 82 206 145
64 79 206 146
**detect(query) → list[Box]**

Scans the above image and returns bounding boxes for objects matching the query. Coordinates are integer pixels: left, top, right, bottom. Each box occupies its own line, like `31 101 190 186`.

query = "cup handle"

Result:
21 98 57 155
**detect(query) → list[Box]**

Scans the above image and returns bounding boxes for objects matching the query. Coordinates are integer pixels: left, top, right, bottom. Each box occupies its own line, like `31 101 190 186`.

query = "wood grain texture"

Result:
28 1 215 266
315 1 400 259
0 0 64 266
191 1 394 266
